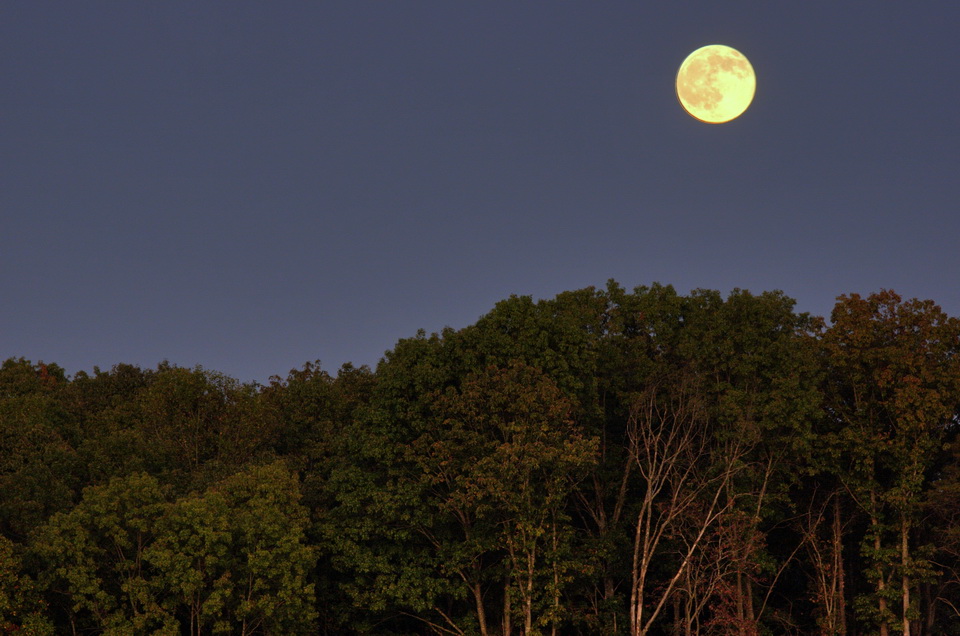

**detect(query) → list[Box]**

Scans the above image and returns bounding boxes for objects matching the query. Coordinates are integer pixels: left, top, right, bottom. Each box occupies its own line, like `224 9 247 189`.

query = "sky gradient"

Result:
3 2 959 384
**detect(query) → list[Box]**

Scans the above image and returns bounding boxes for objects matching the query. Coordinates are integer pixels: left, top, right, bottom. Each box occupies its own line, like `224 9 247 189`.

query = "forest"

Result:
2 281 960 635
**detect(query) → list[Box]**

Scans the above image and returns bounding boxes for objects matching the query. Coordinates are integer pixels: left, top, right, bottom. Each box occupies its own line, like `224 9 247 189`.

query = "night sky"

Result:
3 3 959 384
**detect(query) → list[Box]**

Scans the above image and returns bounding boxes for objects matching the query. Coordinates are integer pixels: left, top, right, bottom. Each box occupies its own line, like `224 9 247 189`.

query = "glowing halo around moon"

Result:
676 44 756 124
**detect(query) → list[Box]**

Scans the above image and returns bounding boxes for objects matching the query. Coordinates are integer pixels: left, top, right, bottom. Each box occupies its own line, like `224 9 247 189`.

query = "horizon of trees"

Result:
2 281 960 635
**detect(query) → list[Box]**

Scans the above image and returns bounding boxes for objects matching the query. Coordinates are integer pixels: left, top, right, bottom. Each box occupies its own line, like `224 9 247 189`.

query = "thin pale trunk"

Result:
604 575 616 603
525 548 534 635
627 381 742 636
630 527 639 635
868 489 889 636
503 574 512 636
242 572 256 636
733 483 747 636
877 539 889 636
683 567 695 636
471 583 489 636
736 458 773 636
584 448 631 616
641 473 733 635
834 497 848 636
874 518 889 636
630 489 650 636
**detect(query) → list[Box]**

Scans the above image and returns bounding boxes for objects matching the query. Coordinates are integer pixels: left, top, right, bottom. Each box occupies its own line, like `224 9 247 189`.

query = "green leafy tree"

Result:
321 330 465 633
34 463 316 634
459 287 625 631
431 362 598 635
133 366 279 486
0 534 53 634
0 358 67 399
56 363 156 487
145 490 234 634
823 290 960 636
324 323 598 634
574 284 820 634
0 393 78 542
75 364 280 492
33 472 173 634
676 289 823 635
0 359 79 540
262 361 375 461
147 461 318 635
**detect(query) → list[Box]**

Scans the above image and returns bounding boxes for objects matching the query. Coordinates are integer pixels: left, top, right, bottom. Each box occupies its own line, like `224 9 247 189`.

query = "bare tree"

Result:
797 488 849 636
627 377 750 636
670 508 738 635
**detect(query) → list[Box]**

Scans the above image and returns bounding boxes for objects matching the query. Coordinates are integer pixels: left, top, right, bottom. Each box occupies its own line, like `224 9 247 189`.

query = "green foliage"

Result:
440 362 598 632
324 349 598 632
0 359 80 540
147 461 318 635
0 535 53 634
822 290 960 632
0 358 66 399
32 464 316 634
71 363 280 493
33 472 170 633
4 283 960 634
0 393 79 541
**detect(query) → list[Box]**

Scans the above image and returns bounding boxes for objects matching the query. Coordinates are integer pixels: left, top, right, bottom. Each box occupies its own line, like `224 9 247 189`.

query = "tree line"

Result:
2 281 960 635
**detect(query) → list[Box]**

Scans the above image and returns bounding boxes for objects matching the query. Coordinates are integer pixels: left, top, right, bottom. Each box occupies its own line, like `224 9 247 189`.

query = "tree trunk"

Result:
902 519 910 636
503 574 512 636
630 500 644 636
472 582 489 636
626 380 745 636
922 582 935 635
524 548 534 635
671 595 679 636
874 514 889 636
834 496 848 636
551 521 559 636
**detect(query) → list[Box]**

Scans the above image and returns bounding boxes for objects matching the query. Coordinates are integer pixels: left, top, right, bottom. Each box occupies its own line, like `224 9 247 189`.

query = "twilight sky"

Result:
3 2 959 384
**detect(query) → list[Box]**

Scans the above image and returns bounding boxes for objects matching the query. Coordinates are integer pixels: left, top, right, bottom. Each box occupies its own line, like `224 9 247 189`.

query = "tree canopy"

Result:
2 283 959 634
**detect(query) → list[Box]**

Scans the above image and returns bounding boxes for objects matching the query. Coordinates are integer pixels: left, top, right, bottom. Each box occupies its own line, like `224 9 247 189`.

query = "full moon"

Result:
676 44 756 124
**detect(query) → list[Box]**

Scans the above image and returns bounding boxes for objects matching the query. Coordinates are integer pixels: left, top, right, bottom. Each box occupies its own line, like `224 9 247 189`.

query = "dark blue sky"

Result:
3 2 959 384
